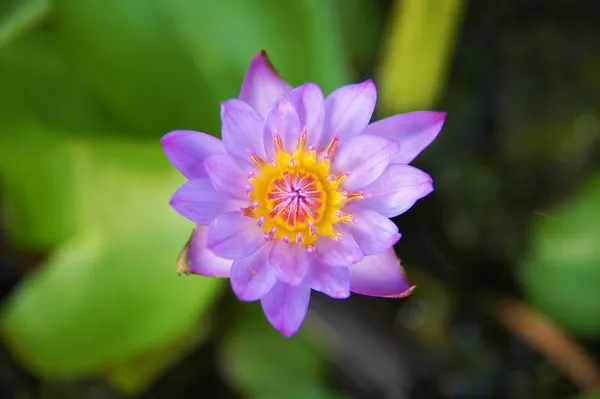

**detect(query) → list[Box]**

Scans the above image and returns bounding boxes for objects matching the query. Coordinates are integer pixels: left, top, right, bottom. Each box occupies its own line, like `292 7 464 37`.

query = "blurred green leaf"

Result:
0 0 49 50
521 175 600 335
167 0 350 96
257 386 347 399
219 304 340 398
568 392 600 399
52 0 350 136
1 138 224 377
377 0 466 113
0 28 124 135
106 323 209 396
0 131 78 250
332 0 384 73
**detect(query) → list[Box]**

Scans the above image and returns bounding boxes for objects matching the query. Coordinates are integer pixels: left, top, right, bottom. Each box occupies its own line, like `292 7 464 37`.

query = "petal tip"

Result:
257 50 282 78
363 78 376 86
219 100 230 113
160 130 189 148
425 111 447 133
362 79 377 94
231 284 254 303
275 323 300 338
159 131 176 146
433 111 447 126
385 284 416 298
423 180 435 198
220 99 242 114
331 291 351 299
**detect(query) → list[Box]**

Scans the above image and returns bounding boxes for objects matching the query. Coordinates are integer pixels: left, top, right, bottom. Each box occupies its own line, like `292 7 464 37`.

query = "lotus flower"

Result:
161 51 445 337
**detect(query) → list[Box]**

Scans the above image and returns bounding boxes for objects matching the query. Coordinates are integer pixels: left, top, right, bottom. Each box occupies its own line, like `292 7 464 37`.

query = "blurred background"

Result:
1 0 600 398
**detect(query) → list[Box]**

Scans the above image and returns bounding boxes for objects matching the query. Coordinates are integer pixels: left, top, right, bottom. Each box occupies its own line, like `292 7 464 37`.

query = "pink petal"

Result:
324 80 377 143
230 245 277 302
287 83 326 150
239 50 292 117
189 226 233 278
169 179 244 225
304 258 350 299
349 248 415 298
269 242 309 286
220 99 266 161
263 95 301 159
260 281 311 337
344 205 401 256
315 227 363 267
204 154 249 200
160 130 225 179
207 211 265 259
364 111 446 164
361 164 433 218
332 134 398 191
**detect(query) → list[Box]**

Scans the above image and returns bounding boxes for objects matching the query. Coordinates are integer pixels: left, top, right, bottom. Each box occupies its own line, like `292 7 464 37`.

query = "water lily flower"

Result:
161 51 445 337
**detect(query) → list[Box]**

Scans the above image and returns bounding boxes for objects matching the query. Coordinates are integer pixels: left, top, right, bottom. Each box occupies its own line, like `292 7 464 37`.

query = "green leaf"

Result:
1 138 224 377
520 175 600 335
52 0 350 136
166 0 350 95
0 131 79 249
0 0 50 50
0 31 128 251
333 0 384 73
106 323 209 396
0 28 124 135
377 0 466 113
219 304 339 398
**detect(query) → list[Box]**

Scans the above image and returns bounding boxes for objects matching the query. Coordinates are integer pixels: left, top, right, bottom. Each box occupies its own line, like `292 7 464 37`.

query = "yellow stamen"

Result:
321 132 340 161
335 211 355 224
273 133 284 153
245 132 364 248
296 129 307 152
250 153 266 167
344 191 365 202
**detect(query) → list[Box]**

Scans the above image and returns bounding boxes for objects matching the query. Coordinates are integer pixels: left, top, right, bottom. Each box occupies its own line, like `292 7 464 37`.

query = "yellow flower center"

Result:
242 130 364 250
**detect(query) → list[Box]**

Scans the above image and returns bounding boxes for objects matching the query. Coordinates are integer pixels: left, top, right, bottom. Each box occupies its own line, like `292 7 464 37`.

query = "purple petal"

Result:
207 211 265 259
316 227 363 267
324 80 377 143
344 205 401 256
263 95 301 159
349 248 415 298
304 258 350 299
260 281 311 337
230 245 277 302
221 99 266 161
269 242 309 286
204 154 249 200
189 226 233 277
332 134 398 191
361 164 433 218
287 83 326 150
169 179 244 225
239 50 292 117
160 130 225 179
364 111 446 164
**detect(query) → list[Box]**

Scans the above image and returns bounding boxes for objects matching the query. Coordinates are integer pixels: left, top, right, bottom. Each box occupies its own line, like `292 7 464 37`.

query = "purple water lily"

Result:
162 50 445 337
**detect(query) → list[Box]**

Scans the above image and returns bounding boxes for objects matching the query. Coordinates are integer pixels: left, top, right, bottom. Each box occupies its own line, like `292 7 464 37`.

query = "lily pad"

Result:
520 175 600 335
1 138 223 377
